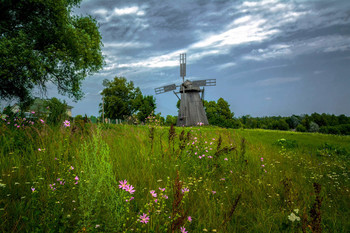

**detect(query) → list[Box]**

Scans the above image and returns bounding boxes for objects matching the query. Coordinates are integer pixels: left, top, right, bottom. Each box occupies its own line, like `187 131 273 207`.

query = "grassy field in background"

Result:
0 122 349 232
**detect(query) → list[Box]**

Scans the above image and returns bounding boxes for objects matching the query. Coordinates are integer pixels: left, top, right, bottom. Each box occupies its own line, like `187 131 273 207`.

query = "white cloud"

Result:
265 97 272 101
215 62 236 71
243 35 350 61
93 9 108 16
113 6 145 16
256 77 301 86
103 42 151 48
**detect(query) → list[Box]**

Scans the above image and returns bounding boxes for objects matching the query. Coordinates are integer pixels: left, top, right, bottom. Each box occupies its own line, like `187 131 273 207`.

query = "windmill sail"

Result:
155 84 177 94
192 79 216 87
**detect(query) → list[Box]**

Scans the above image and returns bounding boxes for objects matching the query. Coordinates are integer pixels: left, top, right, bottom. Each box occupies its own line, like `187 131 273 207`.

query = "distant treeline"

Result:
163 98 350 135
234 113 350 135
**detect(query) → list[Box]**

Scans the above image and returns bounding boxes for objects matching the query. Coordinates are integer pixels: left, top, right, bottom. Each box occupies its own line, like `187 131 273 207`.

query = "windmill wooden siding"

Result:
177 80 209 126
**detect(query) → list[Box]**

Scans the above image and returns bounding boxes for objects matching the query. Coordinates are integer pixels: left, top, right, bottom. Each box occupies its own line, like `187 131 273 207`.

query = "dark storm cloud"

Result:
41 0 350 117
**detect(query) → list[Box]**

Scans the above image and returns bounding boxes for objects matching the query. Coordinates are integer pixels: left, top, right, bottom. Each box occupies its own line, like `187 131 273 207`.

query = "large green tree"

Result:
204 98 237 128
0 0 104 102
100 77 155 121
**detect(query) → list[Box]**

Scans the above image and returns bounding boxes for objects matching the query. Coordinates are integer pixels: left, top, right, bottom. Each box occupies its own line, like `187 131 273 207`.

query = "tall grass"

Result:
0 119 349 232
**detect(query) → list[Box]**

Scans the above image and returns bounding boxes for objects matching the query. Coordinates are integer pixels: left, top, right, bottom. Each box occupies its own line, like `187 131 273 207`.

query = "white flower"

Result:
294 208 299 214
288 212 300 222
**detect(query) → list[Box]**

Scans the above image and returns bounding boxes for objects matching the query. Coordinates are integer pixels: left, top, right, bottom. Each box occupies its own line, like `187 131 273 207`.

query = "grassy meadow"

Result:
0 120 349 232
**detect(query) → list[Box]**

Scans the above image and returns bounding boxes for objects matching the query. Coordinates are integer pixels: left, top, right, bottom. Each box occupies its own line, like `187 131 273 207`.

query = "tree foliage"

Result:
0 0 104 102
100 77 156 122
204 98 238 128
44 98 68 124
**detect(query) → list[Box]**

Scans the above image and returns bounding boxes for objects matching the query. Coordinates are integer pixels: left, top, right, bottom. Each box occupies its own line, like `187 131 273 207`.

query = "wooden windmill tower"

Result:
155 53 216 126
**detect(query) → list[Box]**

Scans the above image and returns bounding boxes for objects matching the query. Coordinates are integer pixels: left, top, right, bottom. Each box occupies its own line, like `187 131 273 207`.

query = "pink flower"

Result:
198 156 202 159
261 164 265 167
126 197 134 202
261 157 264 161
39 119 44 124
125 185 135 194
150 190 157 197
119 180 128 190
220 178 225 181
70 166 74 170
188 216 192 222
38 148 41 151
139 213 150 224
159 187 165 192
31 111 35 114
208 156 213 159
154 199 158 203
31 187 35 192
180 226 188 233
224 158 228 161
212 191 216 194
75 176 79 181
181 187 189 193
163 195 168 199
63 120 70 127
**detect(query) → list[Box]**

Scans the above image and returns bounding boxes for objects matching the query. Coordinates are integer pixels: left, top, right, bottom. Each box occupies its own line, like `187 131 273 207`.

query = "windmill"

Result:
155 53 216 126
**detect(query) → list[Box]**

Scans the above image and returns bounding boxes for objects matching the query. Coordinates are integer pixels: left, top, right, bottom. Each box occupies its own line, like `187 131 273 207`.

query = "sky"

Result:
29 0 350 117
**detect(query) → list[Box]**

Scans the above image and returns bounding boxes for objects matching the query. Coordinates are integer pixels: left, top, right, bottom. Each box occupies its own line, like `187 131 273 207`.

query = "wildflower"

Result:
159 187 165 192
261 164 265 167
212 191 216 194
39 119 44 124
95 225 100 228
261 157 264 161
139 213 150 224
31 187 35 192
70 166 74 170
75 176 79 181
63 120 70 127
119 180 128 190
125 185 135 194
224 158 228 161
150 190 157 197
182 187 189 193
208 156 213 159
294 209 299 214
38 148 41 151
188 216 192 222
180 226 188 233
31 111 35 114
288 212 300 222
163 195 168 199
199 156 202 159
155 199 158 203
220 178 225 181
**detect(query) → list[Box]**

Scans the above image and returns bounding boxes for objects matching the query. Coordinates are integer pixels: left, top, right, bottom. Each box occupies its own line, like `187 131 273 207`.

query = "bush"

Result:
309 121 320 133
296 124 307 132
